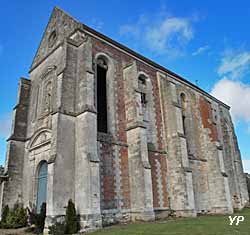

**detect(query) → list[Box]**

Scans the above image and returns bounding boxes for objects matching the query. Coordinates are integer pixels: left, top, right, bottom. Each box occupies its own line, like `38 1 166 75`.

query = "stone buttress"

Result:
0 7 248 234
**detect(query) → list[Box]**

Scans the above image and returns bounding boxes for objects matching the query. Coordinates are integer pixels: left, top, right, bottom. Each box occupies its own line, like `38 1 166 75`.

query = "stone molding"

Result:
126 121 147 131
28 128 52 151
7 135 26 142
147 143 167 155
48 154 57 164
87 152 100 163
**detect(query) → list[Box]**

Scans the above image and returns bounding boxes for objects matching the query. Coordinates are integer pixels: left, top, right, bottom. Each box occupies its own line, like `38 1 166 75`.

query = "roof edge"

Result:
30 6 230 110
78 22 230 110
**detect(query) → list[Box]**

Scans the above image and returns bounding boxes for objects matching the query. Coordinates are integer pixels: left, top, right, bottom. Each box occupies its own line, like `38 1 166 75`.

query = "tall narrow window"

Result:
138 75 148 123
180 93 191 153
36 161 48 212
97 58 108 133
180 93 187 135
182 115 186 135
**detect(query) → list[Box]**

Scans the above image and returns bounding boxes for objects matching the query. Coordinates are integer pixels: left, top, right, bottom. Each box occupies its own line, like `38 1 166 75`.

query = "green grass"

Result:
91 209 250 235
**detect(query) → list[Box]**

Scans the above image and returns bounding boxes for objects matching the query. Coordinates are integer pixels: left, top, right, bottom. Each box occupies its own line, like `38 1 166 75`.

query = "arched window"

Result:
96 57 108 133
180 93 187 110
36 161 48 212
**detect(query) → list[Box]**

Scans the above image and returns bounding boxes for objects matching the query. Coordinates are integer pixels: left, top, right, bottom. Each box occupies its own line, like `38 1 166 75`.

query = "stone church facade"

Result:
0 7 249 232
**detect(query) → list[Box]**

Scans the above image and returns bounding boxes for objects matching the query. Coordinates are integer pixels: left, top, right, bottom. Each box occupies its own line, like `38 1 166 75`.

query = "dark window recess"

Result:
141 92 147 106
97 65 108 133
138 76 146 85
48 30 57 48
182 115 186 135
182 114 190 153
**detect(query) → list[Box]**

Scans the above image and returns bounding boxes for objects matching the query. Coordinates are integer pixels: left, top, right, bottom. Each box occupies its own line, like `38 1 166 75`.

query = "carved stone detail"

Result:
29 129 52 151
68 30 88 46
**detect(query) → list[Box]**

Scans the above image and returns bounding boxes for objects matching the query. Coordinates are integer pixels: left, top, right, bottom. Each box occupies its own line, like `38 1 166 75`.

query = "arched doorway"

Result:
36 161 48 212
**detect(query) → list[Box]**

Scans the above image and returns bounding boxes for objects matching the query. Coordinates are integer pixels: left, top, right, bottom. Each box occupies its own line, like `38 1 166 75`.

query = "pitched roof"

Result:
30 6 230 109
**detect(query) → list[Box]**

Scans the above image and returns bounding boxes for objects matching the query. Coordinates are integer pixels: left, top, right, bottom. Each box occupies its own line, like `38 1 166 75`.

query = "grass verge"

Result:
91 209 250 235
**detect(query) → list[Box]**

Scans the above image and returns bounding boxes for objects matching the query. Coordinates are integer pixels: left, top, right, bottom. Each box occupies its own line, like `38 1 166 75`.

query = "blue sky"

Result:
0 1 250 171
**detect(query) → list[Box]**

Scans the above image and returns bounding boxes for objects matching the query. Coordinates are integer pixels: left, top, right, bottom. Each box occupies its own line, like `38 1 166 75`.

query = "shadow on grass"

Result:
90 208 250 235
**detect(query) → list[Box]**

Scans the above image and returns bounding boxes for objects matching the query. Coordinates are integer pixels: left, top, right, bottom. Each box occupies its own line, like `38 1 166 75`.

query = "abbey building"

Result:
0 7 248 233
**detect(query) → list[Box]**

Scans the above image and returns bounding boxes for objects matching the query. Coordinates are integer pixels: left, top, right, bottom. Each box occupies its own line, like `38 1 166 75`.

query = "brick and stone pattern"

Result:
99 141 116 210
149 152 169 213
0 6 249 234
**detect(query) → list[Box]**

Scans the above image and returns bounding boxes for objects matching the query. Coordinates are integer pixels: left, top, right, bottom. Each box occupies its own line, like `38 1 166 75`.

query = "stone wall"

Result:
0 7 248 233
0 78 31 216
246 174 250 200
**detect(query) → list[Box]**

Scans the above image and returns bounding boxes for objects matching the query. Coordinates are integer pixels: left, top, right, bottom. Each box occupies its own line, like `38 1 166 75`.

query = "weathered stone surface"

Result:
0 6 248 233
246 173 250 199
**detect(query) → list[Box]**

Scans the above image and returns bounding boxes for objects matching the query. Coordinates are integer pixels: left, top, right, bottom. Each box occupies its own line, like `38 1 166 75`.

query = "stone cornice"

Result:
7 135 26 142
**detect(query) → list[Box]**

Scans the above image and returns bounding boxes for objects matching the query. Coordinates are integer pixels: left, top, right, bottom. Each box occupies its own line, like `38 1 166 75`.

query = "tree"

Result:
65 199 78 234
34 202 46 233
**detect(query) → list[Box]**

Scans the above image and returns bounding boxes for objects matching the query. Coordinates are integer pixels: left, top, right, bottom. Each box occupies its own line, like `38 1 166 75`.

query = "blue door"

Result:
36 161 48 212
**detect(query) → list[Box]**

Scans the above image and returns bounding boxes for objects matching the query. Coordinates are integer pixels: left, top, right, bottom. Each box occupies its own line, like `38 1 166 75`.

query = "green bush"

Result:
65 199 78 234
1 205 9 223
0 203 27 229
5 210 16 228
49 222 66 235
15 206 28 227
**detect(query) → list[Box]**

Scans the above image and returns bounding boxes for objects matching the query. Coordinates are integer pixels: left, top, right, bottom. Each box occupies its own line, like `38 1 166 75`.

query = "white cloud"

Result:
119 14 194 57
145 17 193 52
89 18 104 30
192 45 209 56
211 49 250 164
217 50 250 79
211 78 250 123
0 113 12 139
242 160 250 173
119 15 146 37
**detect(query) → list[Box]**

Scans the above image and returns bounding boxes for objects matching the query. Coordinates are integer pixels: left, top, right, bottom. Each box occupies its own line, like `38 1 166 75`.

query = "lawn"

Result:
91 209 250 235
0 209 250 235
